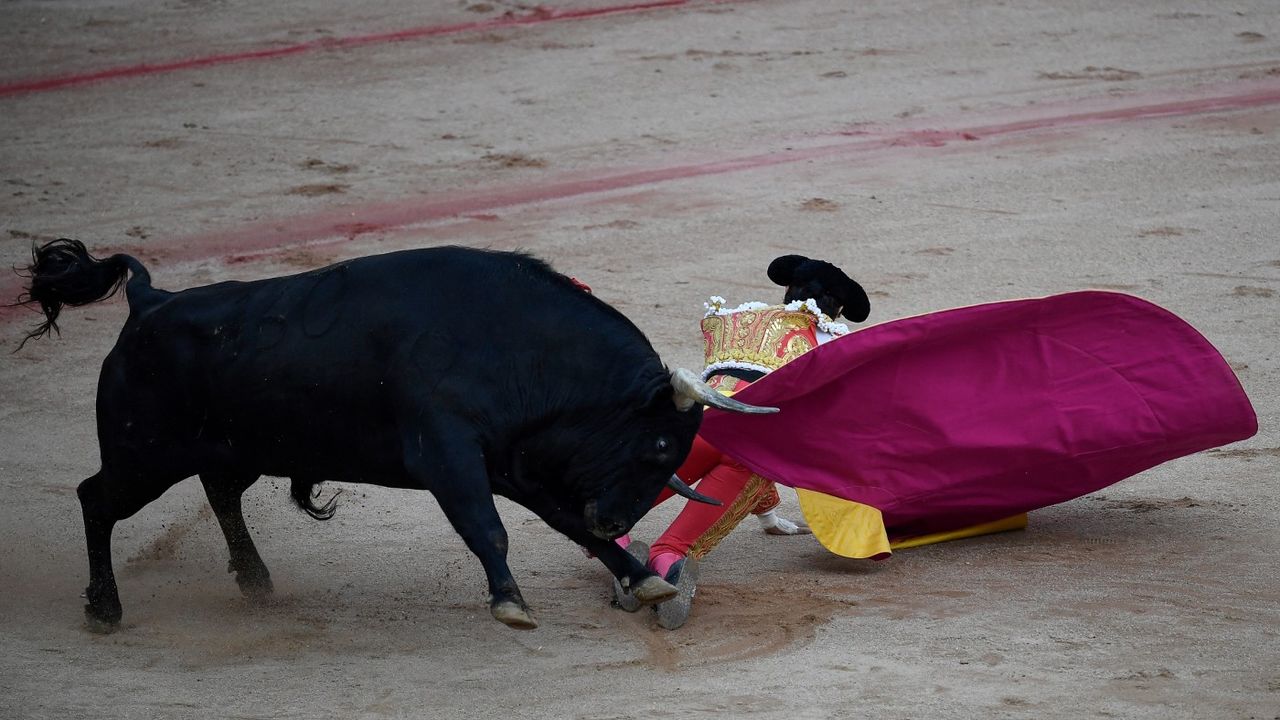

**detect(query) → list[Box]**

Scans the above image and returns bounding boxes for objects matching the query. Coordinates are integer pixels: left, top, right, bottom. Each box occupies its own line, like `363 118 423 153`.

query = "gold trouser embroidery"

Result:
688 474 771 560
751 483 780 514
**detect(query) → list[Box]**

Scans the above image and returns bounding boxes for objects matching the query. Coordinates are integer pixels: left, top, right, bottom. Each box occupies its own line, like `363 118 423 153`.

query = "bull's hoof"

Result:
236 573 275 603
611 540 652 612
632 576 678 605
491 601 538 630
83 605 121 635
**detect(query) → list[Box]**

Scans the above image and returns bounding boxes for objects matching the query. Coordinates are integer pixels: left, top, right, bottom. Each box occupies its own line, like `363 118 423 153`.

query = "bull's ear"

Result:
638 375 680 412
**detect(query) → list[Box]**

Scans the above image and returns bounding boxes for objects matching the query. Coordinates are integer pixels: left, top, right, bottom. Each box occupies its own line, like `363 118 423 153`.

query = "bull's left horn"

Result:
667 475 723 506
670 368 779 414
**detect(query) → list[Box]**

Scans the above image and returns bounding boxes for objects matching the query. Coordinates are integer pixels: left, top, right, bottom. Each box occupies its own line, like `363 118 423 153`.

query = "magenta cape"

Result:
699 292 1257 539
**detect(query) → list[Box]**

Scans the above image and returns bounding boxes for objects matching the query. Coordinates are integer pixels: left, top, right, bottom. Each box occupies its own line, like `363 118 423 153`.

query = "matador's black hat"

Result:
767 255 870 322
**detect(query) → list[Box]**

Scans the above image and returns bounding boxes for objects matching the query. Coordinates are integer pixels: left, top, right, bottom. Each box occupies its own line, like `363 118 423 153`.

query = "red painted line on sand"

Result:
167 80 1280 264
4 79 1280 327
0 0 733 98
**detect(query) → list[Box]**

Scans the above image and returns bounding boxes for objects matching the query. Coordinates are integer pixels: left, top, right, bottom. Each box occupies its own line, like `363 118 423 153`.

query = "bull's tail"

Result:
14 238 154 349
289 478 341 521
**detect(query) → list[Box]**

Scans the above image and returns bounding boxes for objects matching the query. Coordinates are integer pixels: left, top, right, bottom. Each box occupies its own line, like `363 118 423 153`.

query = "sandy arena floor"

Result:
1 1 1278 718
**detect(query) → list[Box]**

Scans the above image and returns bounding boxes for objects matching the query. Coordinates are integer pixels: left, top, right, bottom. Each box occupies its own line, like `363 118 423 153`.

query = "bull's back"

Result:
96 247 610 480
104 263 401 477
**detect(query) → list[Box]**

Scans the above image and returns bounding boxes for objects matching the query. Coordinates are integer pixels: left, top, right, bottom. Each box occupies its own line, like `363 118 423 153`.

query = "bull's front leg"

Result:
584 534 679 607
517 494 678 607
406 438 536 630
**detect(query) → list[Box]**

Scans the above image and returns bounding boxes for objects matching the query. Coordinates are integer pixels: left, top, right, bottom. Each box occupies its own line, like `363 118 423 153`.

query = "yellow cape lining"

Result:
795 488 1027 559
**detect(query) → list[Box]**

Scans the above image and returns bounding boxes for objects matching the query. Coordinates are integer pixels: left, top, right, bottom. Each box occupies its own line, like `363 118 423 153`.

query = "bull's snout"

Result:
592 519 629 540
583 500 630 540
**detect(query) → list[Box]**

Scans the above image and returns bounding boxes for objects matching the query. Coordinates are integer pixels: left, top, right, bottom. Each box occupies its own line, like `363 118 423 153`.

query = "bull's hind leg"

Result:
78 471 122 632
200 472 273 601
77 467 185 633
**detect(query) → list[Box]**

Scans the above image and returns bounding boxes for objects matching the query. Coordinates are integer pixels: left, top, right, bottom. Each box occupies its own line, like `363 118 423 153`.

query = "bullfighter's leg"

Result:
650 459 762 574
406 442 536 630
77 466 186 633
199 472 273 601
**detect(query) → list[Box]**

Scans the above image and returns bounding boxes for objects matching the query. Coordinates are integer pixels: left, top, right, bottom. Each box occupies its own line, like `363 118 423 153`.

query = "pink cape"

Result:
699 292 1257 539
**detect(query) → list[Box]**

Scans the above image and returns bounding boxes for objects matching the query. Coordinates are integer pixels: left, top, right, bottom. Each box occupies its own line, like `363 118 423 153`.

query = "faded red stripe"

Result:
3 79 1279 327
0 0 723 98
171 81 1280 263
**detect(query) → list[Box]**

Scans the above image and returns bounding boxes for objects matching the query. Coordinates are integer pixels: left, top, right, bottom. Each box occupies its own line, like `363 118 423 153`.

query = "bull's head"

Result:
576 368 776 540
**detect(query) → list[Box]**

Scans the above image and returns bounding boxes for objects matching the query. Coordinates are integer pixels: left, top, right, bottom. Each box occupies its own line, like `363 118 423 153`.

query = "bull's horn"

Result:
670 368 779 414
667 475 723 506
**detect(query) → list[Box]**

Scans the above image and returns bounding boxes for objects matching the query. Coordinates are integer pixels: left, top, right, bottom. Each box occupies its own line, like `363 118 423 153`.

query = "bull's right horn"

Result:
670 368 779 414
666 475 723 506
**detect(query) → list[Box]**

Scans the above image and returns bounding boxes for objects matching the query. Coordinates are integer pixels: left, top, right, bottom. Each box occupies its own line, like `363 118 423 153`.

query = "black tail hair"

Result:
290 478 341 521
13 238 152 349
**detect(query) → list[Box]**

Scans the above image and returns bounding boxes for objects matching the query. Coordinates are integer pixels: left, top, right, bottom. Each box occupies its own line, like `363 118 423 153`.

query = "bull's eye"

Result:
656 437 670 453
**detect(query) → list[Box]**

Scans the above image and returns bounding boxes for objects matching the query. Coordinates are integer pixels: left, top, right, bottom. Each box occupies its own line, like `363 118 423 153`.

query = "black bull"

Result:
18 241 773 631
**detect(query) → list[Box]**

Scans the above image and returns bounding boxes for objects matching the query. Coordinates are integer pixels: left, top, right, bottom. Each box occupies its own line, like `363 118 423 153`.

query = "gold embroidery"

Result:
706 374 743 394
702 306 820 375
689 474 772 559
751 483 781 515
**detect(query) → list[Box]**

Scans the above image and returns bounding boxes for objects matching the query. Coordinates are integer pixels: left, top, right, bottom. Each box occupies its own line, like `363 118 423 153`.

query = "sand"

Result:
1 1 1277 718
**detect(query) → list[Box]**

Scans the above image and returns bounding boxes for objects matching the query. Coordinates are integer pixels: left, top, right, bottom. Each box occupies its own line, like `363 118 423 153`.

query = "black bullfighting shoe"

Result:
611 540 651 612
655 556 700 630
